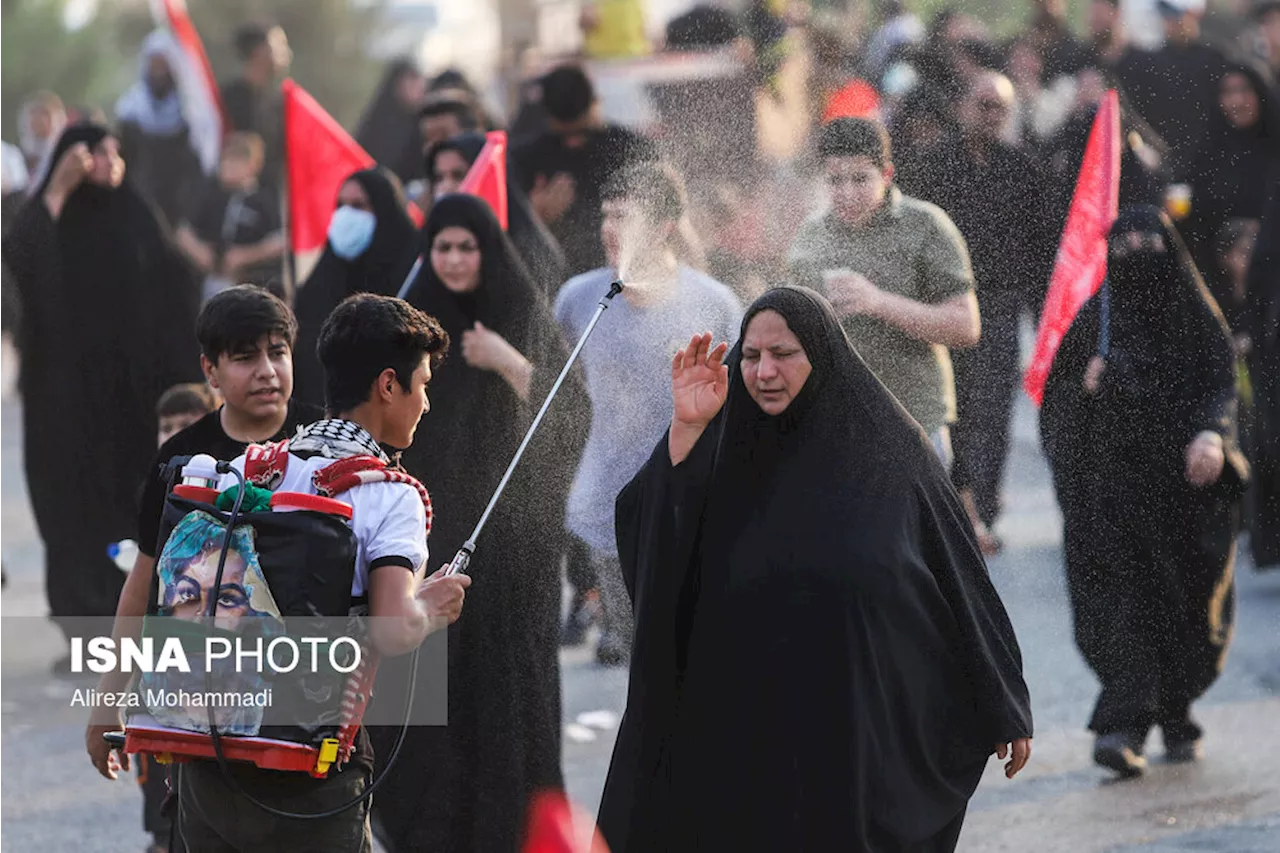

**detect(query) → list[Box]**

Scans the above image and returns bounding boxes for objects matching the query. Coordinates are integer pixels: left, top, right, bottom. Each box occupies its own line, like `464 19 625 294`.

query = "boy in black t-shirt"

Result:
86 286 319 770
90 286 320 852
178 295 468 852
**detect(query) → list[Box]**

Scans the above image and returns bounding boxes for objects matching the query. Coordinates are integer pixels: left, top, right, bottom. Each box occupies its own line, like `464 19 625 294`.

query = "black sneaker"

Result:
1093 730 1148 778
1162 721 1204 763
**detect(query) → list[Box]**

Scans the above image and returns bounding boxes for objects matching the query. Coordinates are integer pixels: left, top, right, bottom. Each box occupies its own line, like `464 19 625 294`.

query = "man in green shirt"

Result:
788 118 980 465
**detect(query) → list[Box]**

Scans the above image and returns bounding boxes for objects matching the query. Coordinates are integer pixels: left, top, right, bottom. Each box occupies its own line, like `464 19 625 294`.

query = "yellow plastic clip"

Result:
155 752 173 765
314 738 340 776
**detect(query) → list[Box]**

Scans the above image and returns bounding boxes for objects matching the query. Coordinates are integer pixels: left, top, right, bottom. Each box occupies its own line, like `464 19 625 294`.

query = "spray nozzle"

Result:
607 280 624 298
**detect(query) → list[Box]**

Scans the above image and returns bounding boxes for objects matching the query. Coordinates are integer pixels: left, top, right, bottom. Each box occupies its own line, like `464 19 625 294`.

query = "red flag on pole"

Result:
149 0 225 174
282 79 375 254
459 131 509 230
1023 90 1121 405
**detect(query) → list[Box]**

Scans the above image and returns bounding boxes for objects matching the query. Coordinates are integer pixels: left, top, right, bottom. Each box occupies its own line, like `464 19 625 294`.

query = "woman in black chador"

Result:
600 287 1032 853
1041 206 1249 778
371 193 588 852
2 123 199 660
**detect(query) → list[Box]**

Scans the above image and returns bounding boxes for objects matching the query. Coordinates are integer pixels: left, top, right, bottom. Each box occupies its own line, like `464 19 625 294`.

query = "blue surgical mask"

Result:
328 205 376 260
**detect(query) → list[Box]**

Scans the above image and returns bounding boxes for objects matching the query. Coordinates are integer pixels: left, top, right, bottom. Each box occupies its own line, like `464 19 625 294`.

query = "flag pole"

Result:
280 80 294 299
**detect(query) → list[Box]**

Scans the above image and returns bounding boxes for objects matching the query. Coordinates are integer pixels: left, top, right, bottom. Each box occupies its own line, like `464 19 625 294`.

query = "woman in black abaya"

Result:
424 133 567 296
1041 206 1248 777
355 58 428 184
1 123 199 659
600 287 1032 853
292 167 419 409
1184 62 1280 291
371 194 588 852
1246 182 1280 570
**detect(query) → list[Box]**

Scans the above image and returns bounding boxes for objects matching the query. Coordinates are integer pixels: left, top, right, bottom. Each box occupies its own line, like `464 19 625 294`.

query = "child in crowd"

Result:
154 382 219 447
176 132 286 302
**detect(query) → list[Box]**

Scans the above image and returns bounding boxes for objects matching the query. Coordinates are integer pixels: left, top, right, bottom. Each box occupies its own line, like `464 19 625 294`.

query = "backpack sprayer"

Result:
105 280 624 819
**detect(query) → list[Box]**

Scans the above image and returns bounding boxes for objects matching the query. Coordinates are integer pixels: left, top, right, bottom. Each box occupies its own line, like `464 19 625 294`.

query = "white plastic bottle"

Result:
107 539 139 572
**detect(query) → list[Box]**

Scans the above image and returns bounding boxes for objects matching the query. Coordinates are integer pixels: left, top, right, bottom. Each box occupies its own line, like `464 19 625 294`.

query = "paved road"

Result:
3 374 1279 852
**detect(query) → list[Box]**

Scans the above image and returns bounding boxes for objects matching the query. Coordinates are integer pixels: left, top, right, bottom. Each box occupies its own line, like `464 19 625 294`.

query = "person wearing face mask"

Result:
293 167 420 409
115 30 207 226
371 193 589 852
424 133 567 296
2 123 201 669
1041 205 1249 778
600 288 1032 852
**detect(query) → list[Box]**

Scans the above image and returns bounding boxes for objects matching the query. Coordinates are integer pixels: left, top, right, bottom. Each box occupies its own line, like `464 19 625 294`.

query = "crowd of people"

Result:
1 1 1277 851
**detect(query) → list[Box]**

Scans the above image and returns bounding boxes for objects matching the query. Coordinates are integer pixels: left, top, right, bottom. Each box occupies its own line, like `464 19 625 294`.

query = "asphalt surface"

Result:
3 346 1278 852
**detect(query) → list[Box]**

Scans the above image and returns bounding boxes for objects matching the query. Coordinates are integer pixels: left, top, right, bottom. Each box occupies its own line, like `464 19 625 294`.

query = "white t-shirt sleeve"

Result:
354 483 429 594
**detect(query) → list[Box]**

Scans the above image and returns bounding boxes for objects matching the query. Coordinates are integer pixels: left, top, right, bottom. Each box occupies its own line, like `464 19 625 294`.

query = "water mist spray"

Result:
444 280 625 576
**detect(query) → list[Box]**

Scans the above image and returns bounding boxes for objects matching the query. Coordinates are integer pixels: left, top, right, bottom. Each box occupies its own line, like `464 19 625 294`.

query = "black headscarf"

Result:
400 193 586 532
355 58 426 184
602 287 1032 851
1104 206 1236 395
423 132 567 296
1042 205 1246 509
293 167 419 409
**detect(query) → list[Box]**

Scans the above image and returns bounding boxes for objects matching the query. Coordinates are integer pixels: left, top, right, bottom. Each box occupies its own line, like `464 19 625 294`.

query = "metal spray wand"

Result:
444 280 624 575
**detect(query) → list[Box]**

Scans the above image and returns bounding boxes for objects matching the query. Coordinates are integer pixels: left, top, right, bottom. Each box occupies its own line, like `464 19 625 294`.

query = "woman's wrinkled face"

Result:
432 150 471 199
430 225 482 293
741 309 812 416
1220 72 1261 130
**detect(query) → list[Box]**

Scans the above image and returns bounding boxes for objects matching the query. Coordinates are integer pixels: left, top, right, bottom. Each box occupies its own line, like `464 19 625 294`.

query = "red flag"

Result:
150 0 225 174
459 131 509 230
1023 90 1121 405
406 199 425 228
283 79 375 253
821 79 881 124
523 791 610 853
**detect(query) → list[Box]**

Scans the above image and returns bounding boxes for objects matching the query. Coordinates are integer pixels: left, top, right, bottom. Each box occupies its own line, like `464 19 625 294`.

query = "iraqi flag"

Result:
1023 90 1121 405
148 0 225 174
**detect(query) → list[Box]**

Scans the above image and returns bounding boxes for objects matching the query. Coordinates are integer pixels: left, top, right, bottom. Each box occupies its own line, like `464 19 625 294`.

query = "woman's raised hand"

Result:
672 332 729 429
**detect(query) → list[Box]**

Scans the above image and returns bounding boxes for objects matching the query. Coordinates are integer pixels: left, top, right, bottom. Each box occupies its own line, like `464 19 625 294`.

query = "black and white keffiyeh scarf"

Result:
288 419 390 464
